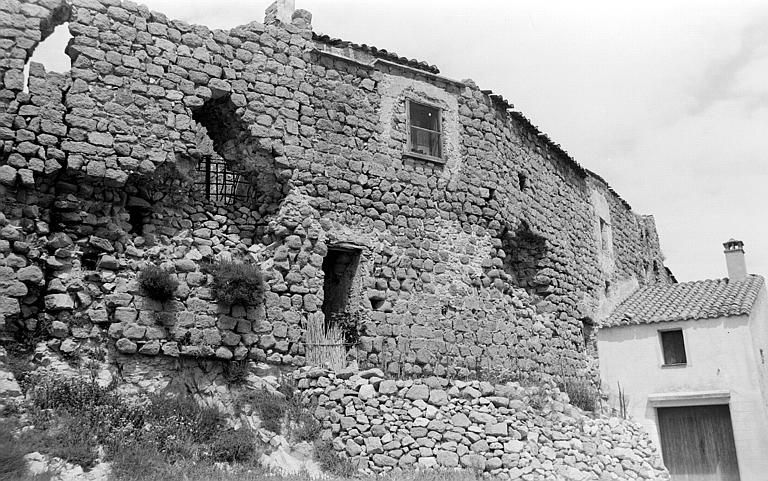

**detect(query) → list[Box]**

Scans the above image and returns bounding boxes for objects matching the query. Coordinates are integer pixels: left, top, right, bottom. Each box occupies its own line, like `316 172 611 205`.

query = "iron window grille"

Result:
194 155 250 205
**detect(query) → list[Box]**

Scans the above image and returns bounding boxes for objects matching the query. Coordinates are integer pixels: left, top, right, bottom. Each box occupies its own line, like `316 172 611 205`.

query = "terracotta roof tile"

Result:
604 275 765 327
312 33 440 74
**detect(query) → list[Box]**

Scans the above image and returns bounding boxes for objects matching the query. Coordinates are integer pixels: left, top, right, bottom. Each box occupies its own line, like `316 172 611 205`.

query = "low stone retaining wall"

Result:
297 368 668 480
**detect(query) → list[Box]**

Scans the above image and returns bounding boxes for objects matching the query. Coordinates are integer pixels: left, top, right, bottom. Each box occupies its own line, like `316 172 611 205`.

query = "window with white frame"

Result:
407 100 442 160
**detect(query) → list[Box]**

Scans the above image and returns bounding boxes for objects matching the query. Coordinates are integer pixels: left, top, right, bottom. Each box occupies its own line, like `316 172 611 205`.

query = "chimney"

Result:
723 238 747 281
265 0 295 25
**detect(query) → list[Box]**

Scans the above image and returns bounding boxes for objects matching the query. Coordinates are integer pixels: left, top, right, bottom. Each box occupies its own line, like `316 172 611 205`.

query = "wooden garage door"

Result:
657 405 740 481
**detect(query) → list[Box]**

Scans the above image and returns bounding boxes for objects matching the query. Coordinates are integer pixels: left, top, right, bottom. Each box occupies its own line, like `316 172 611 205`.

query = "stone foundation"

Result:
297 367 669 480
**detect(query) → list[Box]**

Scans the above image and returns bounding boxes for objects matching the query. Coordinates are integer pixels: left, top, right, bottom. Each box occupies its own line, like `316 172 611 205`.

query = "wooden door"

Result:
657 405 741 481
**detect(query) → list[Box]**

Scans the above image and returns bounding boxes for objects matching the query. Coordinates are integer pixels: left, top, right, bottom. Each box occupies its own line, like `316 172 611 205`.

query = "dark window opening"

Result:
485 188 495 201
127 205 147 235
660 329 687 365
604 280 611 296
371 299 385 310
321 248 361 324
501 221 549 296
407 100 442 159
518 173 527 191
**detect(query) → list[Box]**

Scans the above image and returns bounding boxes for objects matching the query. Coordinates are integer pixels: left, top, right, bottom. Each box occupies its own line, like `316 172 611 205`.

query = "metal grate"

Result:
194 155 250 205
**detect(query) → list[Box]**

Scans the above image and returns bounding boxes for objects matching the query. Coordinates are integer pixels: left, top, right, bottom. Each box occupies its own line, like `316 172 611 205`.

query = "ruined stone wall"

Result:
0 0 669 383
296 367 669 479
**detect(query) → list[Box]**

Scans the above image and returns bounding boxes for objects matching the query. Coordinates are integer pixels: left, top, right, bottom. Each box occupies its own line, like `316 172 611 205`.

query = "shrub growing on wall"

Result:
207 260 264 306
137 264 179 302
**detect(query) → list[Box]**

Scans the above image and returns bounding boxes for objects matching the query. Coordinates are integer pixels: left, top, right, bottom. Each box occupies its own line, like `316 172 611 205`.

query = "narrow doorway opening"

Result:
321 247 361 324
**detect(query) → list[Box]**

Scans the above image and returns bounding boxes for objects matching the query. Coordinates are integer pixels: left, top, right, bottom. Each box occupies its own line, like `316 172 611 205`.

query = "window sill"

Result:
403 151 446 164
661 363 687 369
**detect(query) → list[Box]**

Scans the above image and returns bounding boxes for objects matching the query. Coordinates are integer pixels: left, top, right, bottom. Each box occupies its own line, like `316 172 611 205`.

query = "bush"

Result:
559 378 599 412
210 428 256 462
242 388 285 434
137 265 179 302
206 260 264 306
313 439 357 477
22 374 247 470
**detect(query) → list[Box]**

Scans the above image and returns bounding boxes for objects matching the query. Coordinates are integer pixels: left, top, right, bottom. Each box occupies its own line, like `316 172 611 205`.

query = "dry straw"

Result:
306 315 346 370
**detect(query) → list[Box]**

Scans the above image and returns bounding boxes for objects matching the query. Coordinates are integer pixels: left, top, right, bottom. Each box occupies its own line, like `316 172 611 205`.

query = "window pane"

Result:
661 330 687 365
410 102 440 131
410 128 441 158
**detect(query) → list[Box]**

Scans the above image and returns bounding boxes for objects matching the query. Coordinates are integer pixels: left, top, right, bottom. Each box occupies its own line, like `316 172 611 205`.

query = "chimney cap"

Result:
723 238 744 251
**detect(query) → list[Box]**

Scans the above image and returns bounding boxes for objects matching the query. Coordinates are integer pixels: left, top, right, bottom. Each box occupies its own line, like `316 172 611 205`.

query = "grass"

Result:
106 461 483 481
4 373 486 481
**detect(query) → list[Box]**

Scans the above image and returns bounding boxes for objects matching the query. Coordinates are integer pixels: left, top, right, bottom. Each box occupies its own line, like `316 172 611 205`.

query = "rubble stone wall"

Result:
1 0 669 382
297 368 669 480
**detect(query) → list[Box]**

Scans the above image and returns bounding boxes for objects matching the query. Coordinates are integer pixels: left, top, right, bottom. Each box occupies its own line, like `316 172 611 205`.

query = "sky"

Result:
29 0 768 282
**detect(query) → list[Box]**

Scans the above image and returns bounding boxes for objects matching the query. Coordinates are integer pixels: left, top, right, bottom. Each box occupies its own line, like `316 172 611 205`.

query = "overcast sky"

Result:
31 0 768 282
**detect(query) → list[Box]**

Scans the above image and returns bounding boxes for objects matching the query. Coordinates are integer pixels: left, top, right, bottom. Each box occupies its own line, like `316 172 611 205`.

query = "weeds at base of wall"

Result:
6 373 262 474
234 375 320 442
0 420 32 481
223 359 250 386
557 377 600 412
312 439 358 477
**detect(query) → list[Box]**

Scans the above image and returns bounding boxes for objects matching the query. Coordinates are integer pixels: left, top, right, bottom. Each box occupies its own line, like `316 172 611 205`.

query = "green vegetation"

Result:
137 264 179 302
11 374 256 475
205 260 265 306
3 373 486 481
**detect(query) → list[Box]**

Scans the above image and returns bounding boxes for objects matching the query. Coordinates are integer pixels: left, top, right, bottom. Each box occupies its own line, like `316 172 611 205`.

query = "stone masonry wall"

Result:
0 0 670 383
297 367 669 480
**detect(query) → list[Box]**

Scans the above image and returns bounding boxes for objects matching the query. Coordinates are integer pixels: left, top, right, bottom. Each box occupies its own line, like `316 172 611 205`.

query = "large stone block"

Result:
44 294 74 311
405 384 429 401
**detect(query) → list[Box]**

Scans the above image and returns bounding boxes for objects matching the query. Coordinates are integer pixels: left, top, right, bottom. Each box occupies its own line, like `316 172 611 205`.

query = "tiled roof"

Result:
604 275 765 327
312 33 440 74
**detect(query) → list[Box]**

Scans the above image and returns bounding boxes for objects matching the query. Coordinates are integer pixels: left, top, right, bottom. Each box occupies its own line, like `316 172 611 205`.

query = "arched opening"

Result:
22 5 72 92
190 95 285 213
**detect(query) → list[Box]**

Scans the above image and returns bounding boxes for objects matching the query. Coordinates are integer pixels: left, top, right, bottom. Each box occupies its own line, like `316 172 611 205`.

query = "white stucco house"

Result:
598 240 768 481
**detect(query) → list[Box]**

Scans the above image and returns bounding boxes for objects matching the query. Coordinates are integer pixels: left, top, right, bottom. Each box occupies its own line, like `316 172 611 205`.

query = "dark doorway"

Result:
657 405 740 481
321 248 361 322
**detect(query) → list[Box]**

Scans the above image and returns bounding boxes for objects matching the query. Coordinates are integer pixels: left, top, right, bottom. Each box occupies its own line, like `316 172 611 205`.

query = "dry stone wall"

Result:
0 0 669 383
298 367 669 480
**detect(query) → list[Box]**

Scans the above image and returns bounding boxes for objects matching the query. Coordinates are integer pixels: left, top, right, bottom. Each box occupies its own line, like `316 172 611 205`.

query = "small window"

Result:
407 100 442 159
660 329 687 365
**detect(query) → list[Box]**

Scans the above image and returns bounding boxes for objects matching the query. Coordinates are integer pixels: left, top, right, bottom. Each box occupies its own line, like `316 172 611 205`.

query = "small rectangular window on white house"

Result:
408 101 442 159
660 329 687 365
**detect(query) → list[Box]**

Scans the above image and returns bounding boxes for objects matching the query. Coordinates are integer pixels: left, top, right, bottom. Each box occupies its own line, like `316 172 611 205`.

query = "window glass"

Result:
410 102 440 131
661 330 687 365
410 128 441 158
408 101 442 158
